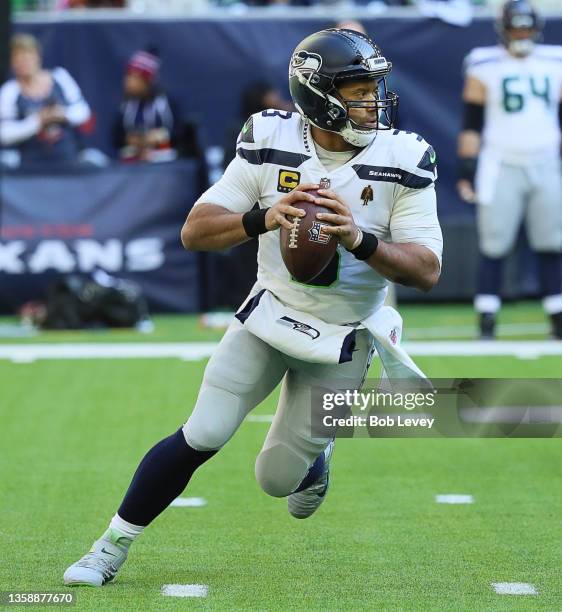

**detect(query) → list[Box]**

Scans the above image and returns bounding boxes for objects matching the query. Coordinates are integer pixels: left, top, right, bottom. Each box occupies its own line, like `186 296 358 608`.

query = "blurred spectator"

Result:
56 0 125 7
335 20 368 33
12 0 125 10
113 50 178 163
215 0 316 6
0 33 92 167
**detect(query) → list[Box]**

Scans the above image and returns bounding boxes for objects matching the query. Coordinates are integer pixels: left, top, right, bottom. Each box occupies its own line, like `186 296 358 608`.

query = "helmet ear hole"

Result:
327 105 343 119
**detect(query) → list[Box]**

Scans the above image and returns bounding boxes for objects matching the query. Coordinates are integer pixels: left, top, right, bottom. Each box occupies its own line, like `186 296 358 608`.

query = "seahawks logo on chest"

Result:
361 185 374 206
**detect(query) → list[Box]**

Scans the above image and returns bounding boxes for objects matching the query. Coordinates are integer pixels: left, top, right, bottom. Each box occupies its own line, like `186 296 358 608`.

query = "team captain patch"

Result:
277 169 301 193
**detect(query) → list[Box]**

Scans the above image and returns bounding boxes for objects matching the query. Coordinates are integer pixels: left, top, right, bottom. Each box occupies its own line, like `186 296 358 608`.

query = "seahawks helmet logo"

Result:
290 50 322 78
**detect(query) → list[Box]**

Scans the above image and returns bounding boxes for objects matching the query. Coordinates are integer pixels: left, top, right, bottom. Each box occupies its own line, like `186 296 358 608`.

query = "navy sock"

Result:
537 252 561 297
477 254 504 296
118 428 216 526
293 451 325 494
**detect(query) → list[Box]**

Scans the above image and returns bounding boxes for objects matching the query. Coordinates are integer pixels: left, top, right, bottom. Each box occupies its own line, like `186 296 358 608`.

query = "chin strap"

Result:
340 122 377 148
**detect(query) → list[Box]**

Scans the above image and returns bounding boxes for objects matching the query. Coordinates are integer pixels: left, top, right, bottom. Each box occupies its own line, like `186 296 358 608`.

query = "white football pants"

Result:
182 318 374 497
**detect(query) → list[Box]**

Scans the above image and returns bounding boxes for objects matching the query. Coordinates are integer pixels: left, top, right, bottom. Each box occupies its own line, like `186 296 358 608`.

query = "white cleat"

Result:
288 440 334 519
63 529 131 587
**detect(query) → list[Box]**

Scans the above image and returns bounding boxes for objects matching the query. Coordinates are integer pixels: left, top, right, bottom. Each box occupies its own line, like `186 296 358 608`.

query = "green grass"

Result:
1 306 561 610
0 300 553 343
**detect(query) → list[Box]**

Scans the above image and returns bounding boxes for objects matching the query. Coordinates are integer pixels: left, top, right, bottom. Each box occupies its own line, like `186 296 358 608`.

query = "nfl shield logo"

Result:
308 221 331 244
390 328 398 345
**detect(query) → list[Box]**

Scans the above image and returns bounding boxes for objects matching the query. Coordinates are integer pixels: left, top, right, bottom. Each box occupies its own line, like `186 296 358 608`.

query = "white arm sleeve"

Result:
194 152 261 213
390 184 443 267
53 67 91 126
0 80 41 145
0 114 41 145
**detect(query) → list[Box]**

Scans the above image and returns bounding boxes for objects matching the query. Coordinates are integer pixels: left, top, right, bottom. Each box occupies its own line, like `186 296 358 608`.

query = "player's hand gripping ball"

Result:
279 189 338 283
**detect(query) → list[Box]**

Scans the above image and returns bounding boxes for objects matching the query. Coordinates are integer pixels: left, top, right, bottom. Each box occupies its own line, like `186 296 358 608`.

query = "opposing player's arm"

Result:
457 73 486 203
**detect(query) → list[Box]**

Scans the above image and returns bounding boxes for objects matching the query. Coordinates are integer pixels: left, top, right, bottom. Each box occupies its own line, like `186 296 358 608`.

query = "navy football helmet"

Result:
497 0 543 56
289 29 398 147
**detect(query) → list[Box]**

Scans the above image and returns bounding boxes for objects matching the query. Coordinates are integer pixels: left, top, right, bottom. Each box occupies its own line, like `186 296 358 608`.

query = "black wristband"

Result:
242 207 269 238
463 102 484 133
349 231 379 261
458 157 477 183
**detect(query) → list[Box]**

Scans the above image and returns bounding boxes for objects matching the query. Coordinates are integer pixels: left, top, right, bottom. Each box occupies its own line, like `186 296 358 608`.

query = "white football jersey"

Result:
465 44 562 163
195 110 442 324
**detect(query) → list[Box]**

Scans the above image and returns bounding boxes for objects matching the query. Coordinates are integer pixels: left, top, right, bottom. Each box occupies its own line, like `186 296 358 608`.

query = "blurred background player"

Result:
458 0 562 339
0 33 92 167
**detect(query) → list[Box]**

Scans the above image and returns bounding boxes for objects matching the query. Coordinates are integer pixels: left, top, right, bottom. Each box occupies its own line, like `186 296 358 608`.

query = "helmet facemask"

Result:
292 69 398 148
335 77 398 147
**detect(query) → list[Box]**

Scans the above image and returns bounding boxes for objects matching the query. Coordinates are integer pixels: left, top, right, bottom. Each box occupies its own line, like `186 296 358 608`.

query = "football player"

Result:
458 0 562 339
63 28 442 587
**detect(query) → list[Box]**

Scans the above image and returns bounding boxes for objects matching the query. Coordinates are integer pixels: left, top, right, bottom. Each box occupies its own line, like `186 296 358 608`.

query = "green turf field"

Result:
0 300 555 343
1 303 561 610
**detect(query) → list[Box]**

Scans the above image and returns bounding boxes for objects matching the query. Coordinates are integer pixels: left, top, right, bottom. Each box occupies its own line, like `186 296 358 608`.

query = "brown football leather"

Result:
280 191 338 283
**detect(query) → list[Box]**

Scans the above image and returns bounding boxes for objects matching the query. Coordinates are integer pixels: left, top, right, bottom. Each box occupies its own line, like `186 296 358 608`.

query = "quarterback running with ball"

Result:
64 29 442 587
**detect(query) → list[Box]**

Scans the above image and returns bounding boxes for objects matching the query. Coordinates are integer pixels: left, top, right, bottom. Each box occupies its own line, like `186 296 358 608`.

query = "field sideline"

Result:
1 302 561 610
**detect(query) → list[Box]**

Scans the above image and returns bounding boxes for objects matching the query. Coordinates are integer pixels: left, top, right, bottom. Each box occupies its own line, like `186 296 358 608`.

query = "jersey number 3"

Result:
502 76 551 113
262 110 293 119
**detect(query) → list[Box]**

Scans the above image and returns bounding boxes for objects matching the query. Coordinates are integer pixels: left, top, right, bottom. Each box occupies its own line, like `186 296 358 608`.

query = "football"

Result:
279 191 339 283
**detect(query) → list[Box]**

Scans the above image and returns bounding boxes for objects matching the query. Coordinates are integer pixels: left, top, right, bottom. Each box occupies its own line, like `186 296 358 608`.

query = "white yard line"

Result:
246 415 275 423
492 583 538 595
169 497 207 507
460 406 562 424
161 584 208 598
0 342 217 362
1 340 562 362
435 494 474 504
405 341 562 358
